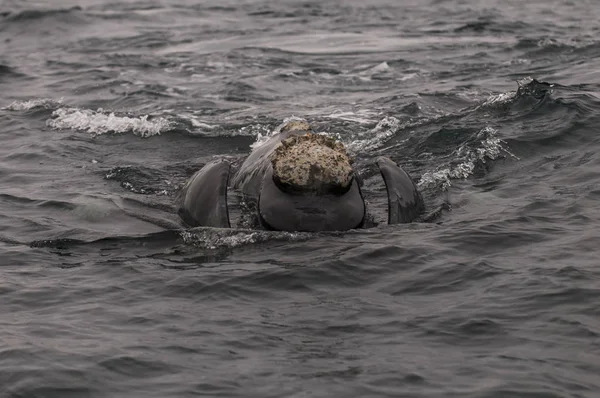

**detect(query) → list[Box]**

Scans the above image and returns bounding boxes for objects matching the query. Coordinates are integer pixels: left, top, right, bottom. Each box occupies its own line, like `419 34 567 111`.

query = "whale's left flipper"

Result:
377 156 425 224
177 159 231 228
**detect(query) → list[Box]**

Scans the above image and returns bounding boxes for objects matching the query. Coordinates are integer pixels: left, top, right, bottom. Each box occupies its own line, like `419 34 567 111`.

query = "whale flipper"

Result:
377 156 424 224
177 159 231 228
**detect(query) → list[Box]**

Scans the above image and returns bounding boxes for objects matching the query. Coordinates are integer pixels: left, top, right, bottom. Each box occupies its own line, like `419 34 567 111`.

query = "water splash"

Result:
346 116 406 154
324 108 381 124
249 115 307 150
418 127 518 191
515 76 555 98
179 228 312 250
355 61 391 79
362 61 390 74
244 123 277 149
47 107 172 138
478 91 517 108
175 112 219 134
2 98 63 111
247 114 411 156
474 76 555 111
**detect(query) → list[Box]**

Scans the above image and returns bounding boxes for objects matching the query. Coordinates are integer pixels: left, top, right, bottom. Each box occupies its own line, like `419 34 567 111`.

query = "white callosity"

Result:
271 131 354 192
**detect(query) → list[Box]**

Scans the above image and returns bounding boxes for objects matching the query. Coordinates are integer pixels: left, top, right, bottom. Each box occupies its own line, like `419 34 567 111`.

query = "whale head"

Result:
257 132 365 232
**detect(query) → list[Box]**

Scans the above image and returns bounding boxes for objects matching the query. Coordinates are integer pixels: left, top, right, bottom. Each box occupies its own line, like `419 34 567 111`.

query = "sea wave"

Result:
46 107 172 138
418 126 517 191
3 98 63 111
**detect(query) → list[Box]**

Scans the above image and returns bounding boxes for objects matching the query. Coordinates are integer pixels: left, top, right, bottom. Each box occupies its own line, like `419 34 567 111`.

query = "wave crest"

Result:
419 127 517 191
3 98 63 111
47 107 172 137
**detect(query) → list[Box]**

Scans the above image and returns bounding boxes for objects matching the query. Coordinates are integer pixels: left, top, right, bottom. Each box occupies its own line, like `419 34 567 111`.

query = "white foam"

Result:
249 115 307 150
479 91 517 108
47 107 172 138
246 123 279 150
189 118 217 130
324 109 380 124
249 114 405 155
503 58 530 65
537 38 558 48
3 98 63 111
418 126 517 191
180 228 309 250
358 61 390 76
173 113 219 135
399 73 418 81
346 116 405 154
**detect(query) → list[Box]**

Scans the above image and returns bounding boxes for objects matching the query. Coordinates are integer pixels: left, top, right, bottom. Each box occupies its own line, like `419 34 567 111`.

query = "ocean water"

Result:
1 0 600 397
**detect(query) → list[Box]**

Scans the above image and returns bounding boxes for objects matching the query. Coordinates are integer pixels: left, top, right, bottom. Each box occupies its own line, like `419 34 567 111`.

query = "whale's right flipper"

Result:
377 156 425 224
177 159 231 228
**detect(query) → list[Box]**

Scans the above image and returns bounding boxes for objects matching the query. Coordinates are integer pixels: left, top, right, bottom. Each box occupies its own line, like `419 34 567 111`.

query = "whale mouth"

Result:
257 168 365 232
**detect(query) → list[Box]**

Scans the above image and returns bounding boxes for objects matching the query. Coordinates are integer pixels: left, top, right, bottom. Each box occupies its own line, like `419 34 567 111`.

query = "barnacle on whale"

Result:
271 132 354 194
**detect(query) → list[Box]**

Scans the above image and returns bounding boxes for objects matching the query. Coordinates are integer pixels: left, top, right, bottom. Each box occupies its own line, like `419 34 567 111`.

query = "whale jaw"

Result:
258 169 365 232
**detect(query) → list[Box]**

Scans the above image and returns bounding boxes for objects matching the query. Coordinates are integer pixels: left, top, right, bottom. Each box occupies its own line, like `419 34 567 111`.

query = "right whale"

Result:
177 120 425 232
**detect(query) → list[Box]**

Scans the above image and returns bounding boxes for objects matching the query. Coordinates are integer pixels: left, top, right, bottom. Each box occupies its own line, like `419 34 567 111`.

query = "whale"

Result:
176 120 425 232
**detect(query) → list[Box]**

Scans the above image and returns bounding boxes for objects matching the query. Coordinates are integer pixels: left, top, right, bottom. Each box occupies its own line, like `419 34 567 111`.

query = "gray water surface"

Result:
1 1 600 397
